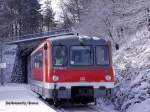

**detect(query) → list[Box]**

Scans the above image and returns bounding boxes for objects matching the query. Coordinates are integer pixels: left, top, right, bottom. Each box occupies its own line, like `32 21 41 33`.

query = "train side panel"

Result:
30 40 52 98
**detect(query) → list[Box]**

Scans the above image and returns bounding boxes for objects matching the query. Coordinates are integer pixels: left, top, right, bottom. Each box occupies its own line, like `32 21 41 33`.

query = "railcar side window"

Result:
70 46 93 66
32 50 43 68
53 46 67 66
96 46 109 65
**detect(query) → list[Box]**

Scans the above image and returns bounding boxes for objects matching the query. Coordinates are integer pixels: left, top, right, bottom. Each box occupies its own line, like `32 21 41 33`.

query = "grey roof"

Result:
48 35 108 45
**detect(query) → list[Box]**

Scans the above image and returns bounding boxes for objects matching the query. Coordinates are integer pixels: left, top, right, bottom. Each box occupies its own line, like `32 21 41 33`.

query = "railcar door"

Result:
42 43 48 97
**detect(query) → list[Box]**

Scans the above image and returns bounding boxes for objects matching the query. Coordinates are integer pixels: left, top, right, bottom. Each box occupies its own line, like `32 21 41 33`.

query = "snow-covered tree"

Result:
43 0 56 31
60 0 91 28
16 0 42 35
0 0 43 38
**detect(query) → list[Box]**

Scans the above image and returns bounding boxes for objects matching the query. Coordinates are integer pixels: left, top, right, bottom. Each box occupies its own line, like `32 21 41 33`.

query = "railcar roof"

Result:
48 35 108 45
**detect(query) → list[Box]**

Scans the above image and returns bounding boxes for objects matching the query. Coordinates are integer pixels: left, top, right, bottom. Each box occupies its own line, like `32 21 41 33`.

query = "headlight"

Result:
105 75 112 81
53 75 59 81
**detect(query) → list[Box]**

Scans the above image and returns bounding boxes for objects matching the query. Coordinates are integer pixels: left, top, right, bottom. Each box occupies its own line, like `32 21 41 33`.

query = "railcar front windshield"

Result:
70 46 93 66
52 45 110 67
96 46 109 65
53 46 67 66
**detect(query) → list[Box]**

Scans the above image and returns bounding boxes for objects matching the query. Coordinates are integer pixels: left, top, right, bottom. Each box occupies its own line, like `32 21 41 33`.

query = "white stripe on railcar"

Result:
31 80 114 89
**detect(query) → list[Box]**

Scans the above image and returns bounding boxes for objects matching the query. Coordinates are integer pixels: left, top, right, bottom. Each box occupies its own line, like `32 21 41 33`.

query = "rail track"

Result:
59 105 105 112
39 97 105 112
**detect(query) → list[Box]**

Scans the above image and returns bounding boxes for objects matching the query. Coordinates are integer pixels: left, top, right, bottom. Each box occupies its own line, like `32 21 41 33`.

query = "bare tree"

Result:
103 16 115 42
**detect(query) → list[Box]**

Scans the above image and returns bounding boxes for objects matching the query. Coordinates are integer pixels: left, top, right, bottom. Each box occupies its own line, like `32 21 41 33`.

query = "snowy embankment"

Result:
0 84 56 112
113 27 150 112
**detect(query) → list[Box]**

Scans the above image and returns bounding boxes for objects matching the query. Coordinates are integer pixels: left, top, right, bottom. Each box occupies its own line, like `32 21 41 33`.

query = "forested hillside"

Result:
0 0 150 111
59 0 150 45
58 0 150 111
0 0 57 40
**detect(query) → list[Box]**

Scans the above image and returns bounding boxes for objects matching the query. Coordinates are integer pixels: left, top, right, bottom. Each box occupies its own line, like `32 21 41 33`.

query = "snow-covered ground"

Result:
0 84 56 112
0 84 118 112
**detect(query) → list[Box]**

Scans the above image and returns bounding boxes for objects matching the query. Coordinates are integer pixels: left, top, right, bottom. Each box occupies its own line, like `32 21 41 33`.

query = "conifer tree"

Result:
43 0 56 31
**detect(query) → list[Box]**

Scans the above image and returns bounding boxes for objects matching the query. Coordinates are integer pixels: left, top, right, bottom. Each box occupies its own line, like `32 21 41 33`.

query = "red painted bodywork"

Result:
49 69 114 83
31 40 115 84
32 67 43 81
32 68 114 83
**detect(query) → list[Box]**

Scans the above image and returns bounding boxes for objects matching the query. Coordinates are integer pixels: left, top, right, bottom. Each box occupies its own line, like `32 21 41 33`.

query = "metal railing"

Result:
9 28 73 41
5 28 76 45
5 29 75 45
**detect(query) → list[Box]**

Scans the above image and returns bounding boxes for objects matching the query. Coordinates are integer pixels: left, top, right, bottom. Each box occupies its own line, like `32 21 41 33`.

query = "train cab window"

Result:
32 50 43 68
34 56 39 68
53 46 67 66
96 46 109 65
70 46 93 66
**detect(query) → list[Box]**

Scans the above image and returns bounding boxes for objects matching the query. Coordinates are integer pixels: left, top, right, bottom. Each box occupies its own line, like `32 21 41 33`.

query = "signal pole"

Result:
0 37 4 85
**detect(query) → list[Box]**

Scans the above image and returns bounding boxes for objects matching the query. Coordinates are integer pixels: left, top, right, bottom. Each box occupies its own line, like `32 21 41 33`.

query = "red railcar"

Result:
30 34 115 105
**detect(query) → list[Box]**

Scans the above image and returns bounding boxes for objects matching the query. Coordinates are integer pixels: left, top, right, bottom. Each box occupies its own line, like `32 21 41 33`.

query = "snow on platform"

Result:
0 84 119 112
0 83 56 112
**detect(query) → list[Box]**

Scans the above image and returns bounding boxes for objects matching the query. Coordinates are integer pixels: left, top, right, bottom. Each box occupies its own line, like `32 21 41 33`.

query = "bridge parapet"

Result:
5 28 73 42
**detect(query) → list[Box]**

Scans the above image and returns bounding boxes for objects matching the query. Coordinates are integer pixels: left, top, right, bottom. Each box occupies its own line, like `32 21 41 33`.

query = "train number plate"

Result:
80 77 85 81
